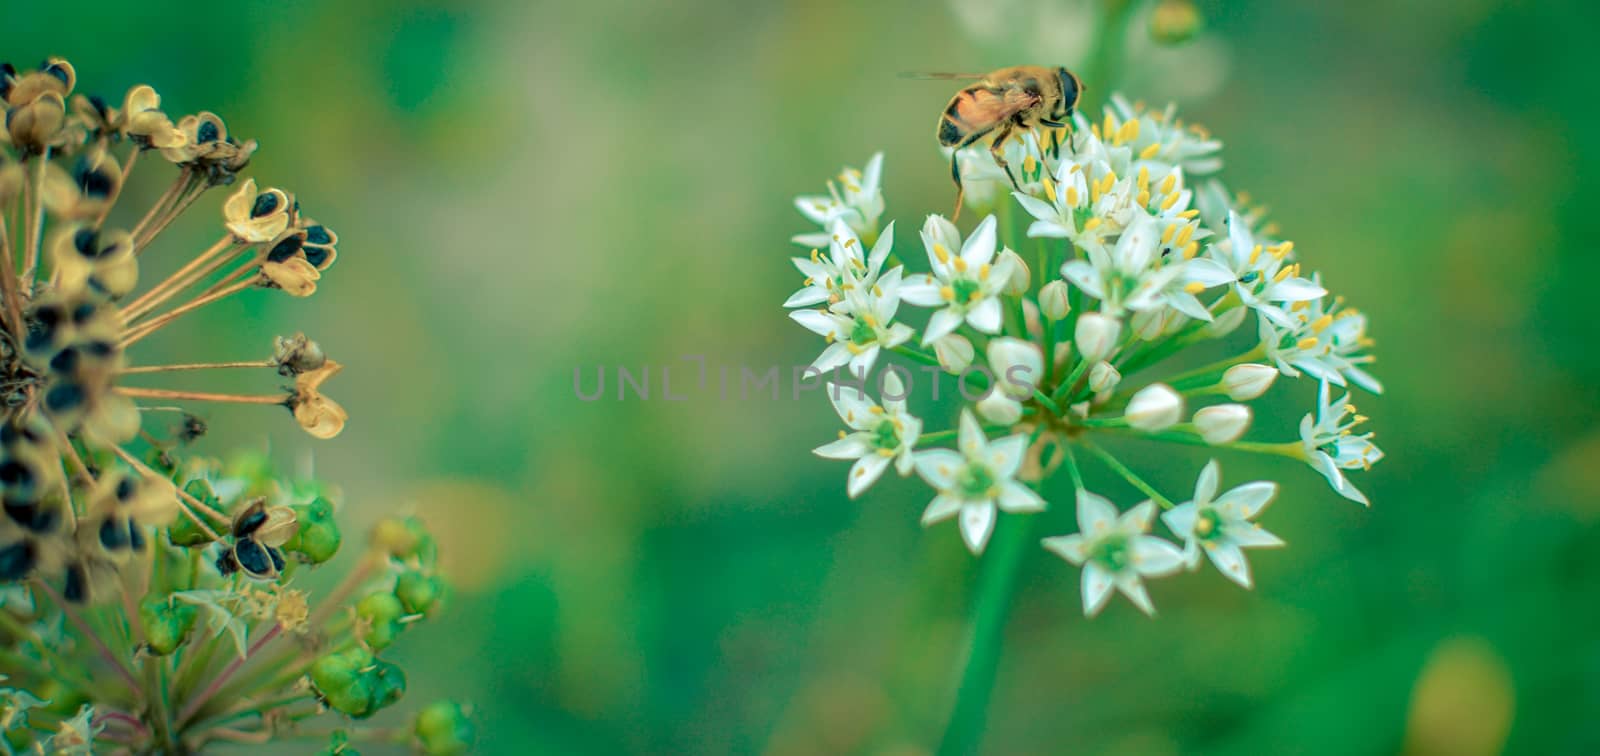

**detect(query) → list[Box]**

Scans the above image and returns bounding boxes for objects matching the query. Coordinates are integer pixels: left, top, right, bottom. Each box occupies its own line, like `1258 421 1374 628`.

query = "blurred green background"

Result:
14 0 1600 752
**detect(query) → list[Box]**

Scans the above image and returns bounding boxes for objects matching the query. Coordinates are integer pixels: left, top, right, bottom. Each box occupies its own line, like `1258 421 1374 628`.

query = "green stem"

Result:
936 510 1038 756
892 345 940 368
1080 439 1175 509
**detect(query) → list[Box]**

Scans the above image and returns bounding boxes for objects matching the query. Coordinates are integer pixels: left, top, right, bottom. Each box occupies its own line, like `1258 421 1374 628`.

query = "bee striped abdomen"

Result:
938 94 971 146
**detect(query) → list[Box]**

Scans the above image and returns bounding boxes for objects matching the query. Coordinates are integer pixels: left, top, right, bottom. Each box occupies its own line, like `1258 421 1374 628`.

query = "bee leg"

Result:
1049 128 1062 160
988 124 1020 190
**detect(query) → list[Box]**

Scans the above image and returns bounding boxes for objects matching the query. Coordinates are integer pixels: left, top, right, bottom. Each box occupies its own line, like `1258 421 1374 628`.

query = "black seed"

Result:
43 62 69 86
64 564 88 602
269 547 285 573
73 227 99 256
48 346 79 374
72 303 97 325
235 538 273 577
3 499 37 527
250 192 280 218
234 506 267 537
115 476 137 502
305 225 332 245
88 94 108 119
0 459 33 489
129 524 146 551
266 235 304 262
84 340 115 358
44 383 85 413
216 550 239 577
79 169 114 199
303 246 330 268
196 120 220 143
0 541 35 580
100 518 130 550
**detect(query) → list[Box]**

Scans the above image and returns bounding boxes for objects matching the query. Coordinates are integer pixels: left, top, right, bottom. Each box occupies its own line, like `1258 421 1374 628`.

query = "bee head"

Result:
1056 67 1082 117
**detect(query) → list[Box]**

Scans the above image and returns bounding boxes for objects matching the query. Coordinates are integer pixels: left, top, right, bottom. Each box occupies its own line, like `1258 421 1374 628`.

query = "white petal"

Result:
1115 573 1157 616
962 215 998 267
957 409 985 456
1205 541 1252 588
1012 192 1057 222
922 308 964 345
790 308 841 337
1194 459 1220 505
1162 504 1197 539
825 383 875 428
1122 500 1158 531
1042 533 1090 564
914 450 965 490
997 481 1045 513
988 435 1028 479
1131 536 1186 577
921 495 963 528
1219 481 1277 518
812 343 852 373
783 287 829 308
1076 490 1118 534
866 220 895 275
846 454 892 499
959 503 996 554
1269 277 1327 302
1082 563 1116 616
966 297 1003 334
1060 260 1104 300
899 276 946 307
1229 524 1285 549
814 435 870 460
1183 258 1237 287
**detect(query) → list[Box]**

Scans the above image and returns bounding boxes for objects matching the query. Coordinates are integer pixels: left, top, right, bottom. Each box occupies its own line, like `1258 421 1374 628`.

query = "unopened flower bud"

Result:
1222 363 1277 400
976 391 1023 425
987 337 1043 400
1040 280 1071 320
1204 305 1247 338
998 248 1030 295
1194 404 1251 444
933 333 975 373
1125 384 1183 431
1074 312 1122 363
1088 361 1121 394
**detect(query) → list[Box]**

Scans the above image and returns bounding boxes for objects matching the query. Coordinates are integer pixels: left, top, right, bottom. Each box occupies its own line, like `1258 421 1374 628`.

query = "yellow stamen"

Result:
1181 241 1198 259
1161 224 1176 244
939 285 956 301
978 263 991 280
1139 142 1161 159
1159 173 1177 195
1311 314 1334 332
1160 191 1181 211
1179 209 1199 219
869 406 884 415
1117 119 1140 144
933 243 951 264
1248 244 1263 266
1296 336 1320 350
1083 217 1102 232
1066 186 1080 206
953 257 968 273
1184 281 1206 294
1175 223 1195 246
1043 177 1057 203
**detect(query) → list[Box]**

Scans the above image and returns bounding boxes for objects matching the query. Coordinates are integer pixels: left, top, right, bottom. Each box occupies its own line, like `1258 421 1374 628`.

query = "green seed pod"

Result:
356 592 406 651
367 659 407 716
414 700 475 755
140 598 198 656
285 496 342 563
310 648 376 718
169 479 224 547
394 570 444 615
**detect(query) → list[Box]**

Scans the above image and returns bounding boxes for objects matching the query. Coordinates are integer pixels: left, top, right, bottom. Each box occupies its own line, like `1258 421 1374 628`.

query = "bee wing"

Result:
898 72 988 80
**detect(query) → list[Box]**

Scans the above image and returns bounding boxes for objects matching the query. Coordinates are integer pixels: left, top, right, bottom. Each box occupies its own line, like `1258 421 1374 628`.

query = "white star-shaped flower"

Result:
900 215 1016 344
1299 380 1384 505
813 371 922 498
784 219 895 312
789 266 914 377
1208 211 1325 328
914 409 1045 554
1042 491 1185 616
1162 460 1283 588
793 152 885 248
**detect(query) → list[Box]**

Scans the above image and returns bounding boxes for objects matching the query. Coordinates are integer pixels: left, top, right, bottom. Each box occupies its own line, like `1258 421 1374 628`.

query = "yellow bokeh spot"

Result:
1404 636 1513 756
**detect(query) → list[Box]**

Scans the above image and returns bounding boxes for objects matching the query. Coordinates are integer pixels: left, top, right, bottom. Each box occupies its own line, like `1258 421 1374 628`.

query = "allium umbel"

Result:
0 57 470 753
787 94 1384 617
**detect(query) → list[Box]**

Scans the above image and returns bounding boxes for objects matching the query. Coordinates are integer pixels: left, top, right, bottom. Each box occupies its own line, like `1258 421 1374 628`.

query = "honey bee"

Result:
905 66 1084 216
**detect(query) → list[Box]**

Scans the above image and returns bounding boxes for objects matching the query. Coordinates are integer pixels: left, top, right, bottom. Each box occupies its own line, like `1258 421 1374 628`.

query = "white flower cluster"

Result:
783 96 1383 617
